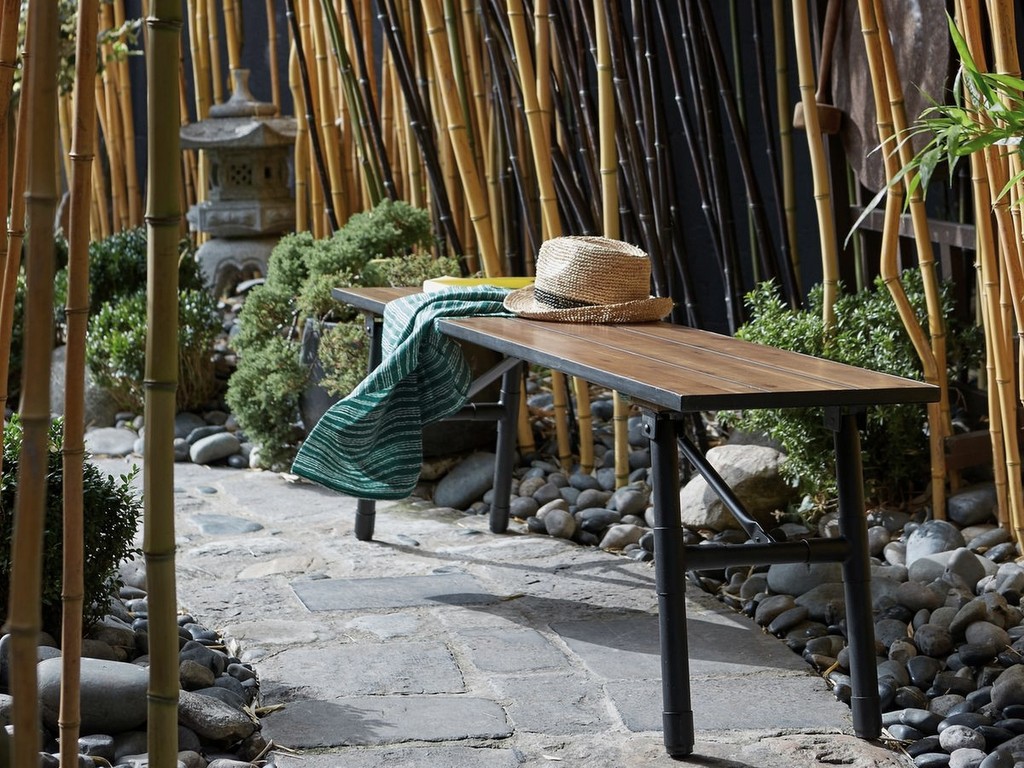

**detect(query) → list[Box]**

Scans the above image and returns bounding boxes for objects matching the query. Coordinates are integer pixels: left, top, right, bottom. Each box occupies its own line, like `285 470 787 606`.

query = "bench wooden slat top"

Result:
334 286 939 413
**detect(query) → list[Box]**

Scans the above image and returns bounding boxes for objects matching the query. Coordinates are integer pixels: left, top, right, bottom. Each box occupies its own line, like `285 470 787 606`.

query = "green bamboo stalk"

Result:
10 1 58 765
59 2 100 762
773 0 799 286
144 3 184 765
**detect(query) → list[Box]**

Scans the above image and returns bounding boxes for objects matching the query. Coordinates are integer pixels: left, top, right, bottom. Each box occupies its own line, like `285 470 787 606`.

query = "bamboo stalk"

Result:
113 0 141 226
266 0 281 110
957 0 1024 545
422 0 501 275
0 21 32 430
792 0 838 332
10 2 58 765
224 0 242 70
0 0 21 444
773 0 799 280
871 0 952 520
858 0 947 518
309 1 349 221
92 131 111 239
287 0 339 232
145 3 184 765
100 2 127 231
59 1 100 763
206 0 224 104
288 37 310 231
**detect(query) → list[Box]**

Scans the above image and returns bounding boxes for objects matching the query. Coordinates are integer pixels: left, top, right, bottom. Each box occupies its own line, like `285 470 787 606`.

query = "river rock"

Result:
766 562 842 597
993 665 1024 711
174 412 208 439
433 452 496 509
906 520 967 566
189 433 241 465
543 508 576 539
947 484 999 528
85 427 139 458
177 690 256 744
599 523 647 550
38 657 148 733
678 444 794 531
795 582 847 622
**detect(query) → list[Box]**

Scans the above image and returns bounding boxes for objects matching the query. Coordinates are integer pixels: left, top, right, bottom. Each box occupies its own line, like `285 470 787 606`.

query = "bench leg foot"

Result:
646 410 695 758
354 498 376 541
489 361 522 534
832 409 881 741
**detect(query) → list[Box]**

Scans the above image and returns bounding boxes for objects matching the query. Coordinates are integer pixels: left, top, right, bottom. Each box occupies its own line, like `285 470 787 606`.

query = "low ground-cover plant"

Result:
226 199 458 469
723 271 981 509
0 415 142 636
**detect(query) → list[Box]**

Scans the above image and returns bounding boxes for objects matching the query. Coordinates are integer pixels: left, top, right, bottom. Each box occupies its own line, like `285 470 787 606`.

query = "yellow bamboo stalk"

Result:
289 41 310 231
113 0 141 226
310 1 348 222
266 0 282 111
145 2 185 764
206 0 224 104
957 0 1024 545
58 94 72 197
179 64 198 213
792 0 838 331
858 0 947 519
298 0 325 236
59 1 100 762
507 0 573 469
507 0 559 239
11 2 58 765
462 0 488 174
99 1 127 231
224 0 242 71
872 0 952 515
423 0 501 275
92 131 111 239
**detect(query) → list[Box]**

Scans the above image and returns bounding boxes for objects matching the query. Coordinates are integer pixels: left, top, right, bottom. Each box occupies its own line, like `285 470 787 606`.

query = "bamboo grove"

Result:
3 1 1024 762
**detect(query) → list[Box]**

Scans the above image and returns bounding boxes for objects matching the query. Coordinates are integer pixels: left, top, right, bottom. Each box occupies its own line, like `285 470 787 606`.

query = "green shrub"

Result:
86 288 221 413
226 199 455 469
0 415 142 636
723 271 982 507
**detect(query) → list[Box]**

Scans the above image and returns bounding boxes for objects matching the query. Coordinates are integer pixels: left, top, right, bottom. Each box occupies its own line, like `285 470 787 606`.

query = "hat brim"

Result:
503 285 674 324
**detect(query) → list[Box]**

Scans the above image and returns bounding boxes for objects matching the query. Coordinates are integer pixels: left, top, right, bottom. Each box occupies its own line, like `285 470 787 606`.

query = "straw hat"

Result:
503 236 674 323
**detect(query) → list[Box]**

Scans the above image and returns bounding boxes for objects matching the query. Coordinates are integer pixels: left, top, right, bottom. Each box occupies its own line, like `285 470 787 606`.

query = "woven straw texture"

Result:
504 236 673 323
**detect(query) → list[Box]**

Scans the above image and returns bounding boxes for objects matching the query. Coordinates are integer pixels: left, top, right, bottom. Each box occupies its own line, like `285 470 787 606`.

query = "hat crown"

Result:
534 236 651 308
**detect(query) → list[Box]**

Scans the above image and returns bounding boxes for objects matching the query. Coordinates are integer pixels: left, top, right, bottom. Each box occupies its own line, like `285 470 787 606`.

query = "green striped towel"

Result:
291 286 513 499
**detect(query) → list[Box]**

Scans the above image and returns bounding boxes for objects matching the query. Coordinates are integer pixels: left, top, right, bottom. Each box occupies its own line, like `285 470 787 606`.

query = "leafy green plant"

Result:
226 199 456 469
0 415 142 636
723 271 982 507
86 288 221 413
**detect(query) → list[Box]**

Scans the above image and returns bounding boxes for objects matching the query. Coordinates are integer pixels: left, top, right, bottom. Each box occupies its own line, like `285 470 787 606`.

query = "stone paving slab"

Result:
257 642 466 697
260 696 512 747
291 572 502 611
271 745 524 768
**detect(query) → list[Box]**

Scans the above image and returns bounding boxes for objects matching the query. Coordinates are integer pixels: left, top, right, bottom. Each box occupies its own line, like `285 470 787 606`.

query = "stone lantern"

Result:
181 69 297 295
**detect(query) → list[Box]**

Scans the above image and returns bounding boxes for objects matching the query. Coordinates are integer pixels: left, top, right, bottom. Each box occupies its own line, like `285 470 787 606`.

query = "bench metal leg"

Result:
830 408 881 740
354 313 385 541
645 410 694 758
489 361 523 534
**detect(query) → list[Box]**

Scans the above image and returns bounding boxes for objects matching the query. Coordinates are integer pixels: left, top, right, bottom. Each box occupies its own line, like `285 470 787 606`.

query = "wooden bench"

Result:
331 285 939 758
